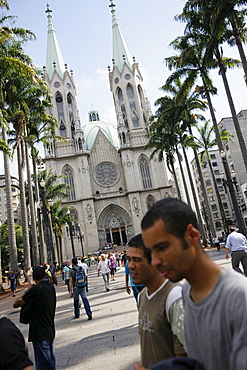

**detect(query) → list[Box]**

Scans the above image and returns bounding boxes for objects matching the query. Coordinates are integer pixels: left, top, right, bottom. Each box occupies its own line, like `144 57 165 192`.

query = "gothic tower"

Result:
108 0 172 233
43 5 98 258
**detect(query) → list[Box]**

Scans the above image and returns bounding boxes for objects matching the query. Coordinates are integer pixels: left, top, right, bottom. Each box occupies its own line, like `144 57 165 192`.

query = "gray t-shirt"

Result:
182 268 247 370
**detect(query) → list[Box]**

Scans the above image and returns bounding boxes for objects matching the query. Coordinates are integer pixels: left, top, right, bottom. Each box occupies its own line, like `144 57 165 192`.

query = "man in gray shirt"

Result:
134 198 247 370
225 227 247 275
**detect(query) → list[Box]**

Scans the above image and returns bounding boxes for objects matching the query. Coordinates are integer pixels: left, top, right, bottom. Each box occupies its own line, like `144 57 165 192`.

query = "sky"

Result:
3 0 247 176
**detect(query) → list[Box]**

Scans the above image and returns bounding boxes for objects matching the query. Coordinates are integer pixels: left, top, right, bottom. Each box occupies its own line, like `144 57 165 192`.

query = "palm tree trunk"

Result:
175 144 191 206
17 140 31 272
188 124 216 237
170 157 182 199
202 81 246 234
181 143 208 245
32 156 46 264
25 142 39 267
217 52 247 172
2 128 18 272
231 20 247 86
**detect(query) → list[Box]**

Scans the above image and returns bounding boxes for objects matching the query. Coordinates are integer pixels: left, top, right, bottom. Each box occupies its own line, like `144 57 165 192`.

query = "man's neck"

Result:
146 275 166 295
187 253 221 302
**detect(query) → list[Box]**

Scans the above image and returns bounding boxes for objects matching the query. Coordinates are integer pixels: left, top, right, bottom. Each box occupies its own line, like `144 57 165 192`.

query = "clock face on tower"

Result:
94 162 119 186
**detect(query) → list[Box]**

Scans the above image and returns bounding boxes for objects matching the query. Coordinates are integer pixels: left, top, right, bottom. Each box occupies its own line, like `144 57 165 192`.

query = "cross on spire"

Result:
45 3 52 14
109 0 116 10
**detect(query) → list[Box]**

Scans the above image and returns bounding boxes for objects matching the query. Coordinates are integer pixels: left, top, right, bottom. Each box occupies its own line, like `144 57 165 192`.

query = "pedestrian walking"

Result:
63 260 72 292
109 253 116 281
225 227 247 275
98 254 110 291
128 234 186 368
8 270 18 297
138 197 247 370
213 235 221 251
27 267 33 284
13 266 56 370
69 257 92 320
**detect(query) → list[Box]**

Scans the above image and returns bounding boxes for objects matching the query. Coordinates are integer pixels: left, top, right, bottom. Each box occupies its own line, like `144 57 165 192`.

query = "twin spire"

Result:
45 1 133 79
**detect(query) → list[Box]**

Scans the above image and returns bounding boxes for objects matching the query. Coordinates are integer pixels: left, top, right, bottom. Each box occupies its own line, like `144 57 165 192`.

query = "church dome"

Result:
82 110 119 150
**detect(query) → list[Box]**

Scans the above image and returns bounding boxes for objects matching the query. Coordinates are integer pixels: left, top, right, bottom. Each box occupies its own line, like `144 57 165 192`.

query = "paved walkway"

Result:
0 249 232 370
0 265 140 370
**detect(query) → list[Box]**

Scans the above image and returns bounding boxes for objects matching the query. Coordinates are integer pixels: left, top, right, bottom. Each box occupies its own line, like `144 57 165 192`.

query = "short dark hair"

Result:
33 266 46 281
128 234 152 264
230 227 235 232
141 197 198 240
72 257 78 265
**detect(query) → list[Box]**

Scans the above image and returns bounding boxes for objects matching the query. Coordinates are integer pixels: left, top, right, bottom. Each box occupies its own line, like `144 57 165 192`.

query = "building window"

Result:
212 162 218 167
117 88 128 129
211 204 218 211
205 180 211 187
55 92 67 137
216 178 221 183
210 154 216 159
223 203 229 209
139 155 152 189
63 166 76 201
126 84 139 128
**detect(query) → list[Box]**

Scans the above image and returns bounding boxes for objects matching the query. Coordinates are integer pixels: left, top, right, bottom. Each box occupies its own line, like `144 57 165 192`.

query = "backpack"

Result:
73 266 86 288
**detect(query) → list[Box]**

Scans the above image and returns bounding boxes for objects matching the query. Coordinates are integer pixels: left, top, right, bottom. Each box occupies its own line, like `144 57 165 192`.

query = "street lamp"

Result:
219 150 246 234
66 210 76 258
40 179 53 264
77 224 85 257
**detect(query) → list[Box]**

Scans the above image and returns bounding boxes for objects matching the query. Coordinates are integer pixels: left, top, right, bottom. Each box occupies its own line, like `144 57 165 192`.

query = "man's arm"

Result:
98 262 101 277
13 297 26 308
168 298 187 356
225 247 230 260
125 273 131 294
69 277 73 297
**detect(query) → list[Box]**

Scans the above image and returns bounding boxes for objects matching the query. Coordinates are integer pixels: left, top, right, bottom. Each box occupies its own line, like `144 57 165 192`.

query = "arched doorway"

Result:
97 204 133 248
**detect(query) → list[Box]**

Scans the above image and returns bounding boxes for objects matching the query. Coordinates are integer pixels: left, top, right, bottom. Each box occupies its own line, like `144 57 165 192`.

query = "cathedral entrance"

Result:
97 204 133 248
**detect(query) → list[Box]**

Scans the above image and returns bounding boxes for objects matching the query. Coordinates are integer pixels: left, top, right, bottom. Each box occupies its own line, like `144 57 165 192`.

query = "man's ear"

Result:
185 224 200 244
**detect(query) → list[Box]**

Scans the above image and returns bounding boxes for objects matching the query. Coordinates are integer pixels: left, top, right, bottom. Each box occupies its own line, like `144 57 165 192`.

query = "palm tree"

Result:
189 120 233 235
177 2 247 172
0 13 36 272
165 34 246 233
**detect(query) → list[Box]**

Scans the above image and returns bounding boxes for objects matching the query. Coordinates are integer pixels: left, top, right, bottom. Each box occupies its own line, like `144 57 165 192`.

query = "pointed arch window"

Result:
56 92 66 136
146 195 156 210
67 93 75 138
64 166 76 200
139 155 152 189
117 88 128 129
127 84 139 127
138 85 144 109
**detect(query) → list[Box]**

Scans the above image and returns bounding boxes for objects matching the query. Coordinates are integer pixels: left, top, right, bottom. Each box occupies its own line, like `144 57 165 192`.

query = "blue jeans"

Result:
33 339 55 370
102 272 109 290
73 285 92 318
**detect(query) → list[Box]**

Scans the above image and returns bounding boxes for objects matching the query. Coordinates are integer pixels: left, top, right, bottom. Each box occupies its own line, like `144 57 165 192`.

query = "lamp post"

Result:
77 224 85 257
40 179 53 264
66 210 76 258
219 151 246 234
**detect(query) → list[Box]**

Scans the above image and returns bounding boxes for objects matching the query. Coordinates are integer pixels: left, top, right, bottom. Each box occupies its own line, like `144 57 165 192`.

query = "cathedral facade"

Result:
43 2 172 259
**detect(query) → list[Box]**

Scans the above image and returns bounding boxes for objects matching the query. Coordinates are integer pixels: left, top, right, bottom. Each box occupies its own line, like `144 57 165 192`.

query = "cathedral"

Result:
42 1 172 259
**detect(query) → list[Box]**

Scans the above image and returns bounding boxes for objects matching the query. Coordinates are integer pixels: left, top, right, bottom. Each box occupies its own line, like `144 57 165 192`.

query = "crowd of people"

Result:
1 197 247 369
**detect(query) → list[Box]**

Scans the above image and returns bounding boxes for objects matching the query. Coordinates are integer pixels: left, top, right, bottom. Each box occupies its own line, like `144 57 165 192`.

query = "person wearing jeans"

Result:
13 266 56 370
98 254 110 291
69 258 92 320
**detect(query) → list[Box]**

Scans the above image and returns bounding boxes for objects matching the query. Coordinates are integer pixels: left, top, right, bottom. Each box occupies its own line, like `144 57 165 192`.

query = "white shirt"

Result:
98 259 109 274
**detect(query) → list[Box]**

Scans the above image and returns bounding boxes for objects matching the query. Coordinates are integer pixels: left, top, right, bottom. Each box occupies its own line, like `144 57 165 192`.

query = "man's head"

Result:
127 234 160 287
141 198 201 283
33 266 46 282
101 254 105 261
229 227 235 233
67 260 71 266
72 257 78 266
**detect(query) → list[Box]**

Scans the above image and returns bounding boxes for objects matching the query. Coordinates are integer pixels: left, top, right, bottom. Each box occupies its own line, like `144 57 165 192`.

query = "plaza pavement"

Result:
0 248 232 370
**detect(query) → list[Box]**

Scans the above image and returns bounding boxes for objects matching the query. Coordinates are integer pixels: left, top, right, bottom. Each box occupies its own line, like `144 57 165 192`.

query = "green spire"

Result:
45 4 65 80
109 0 132 72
